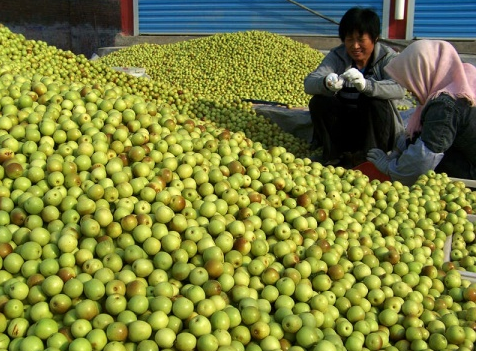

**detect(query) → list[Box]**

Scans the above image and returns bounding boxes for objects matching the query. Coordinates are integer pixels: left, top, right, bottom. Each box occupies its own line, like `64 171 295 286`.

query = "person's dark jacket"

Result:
388 94 476 184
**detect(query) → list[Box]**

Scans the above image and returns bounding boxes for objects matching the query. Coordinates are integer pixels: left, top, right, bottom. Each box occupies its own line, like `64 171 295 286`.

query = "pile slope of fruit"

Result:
0 24 475 351
99 31 325 108
0 26 317 159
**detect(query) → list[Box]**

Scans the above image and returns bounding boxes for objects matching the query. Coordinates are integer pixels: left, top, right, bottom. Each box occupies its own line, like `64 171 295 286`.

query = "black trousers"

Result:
309 94 395 162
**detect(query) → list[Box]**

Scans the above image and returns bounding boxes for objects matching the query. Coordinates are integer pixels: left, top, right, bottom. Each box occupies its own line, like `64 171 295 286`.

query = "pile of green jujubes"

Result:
0 23 474 351
100 31 324 108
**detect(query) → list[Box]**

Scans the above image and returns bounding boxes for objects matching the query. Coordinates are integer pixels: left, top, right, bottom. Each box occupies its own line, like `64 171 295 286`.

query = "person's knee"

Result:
309 94 337 113
308 95 323 111
358 96 392 113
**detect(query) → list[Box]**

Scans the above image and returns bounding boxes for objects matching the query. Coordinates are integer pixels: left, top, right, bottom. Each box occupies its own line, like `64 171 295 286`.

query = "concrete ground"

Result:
380 38 476 66
459 54 476 66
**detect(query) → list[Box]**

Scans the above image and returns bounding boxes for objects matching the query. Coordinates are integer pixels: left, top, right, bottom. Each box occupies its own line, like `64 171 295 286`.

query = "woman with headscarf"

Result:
366 40 476 185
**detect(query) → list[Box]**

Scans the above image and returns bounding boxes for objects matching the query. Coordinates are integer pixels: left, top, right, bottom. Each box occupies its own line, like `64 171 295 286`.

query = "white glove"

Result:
341 68 367 91
325 73 344 92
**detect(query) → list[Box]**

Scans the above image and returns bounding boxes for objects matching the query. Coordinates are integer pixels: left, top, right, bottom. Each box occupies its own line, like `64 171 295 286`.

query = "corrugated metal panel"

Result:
137 0 384 36
413 0 475 39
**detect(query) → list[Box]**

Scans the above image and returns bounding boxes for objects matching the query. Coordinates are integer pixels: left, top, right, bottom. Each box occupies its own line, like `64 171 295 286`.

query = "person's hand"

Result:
325 73 344 92
367 148 390 174
395 133 408 153
341 68 366 91
389 133 409 160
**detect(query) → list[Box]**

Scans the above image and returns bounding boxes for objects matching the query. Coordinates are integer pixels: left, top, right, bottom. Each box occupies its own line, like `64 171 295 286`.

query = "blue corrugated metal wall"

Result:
137 0 383 36
412 0 475 39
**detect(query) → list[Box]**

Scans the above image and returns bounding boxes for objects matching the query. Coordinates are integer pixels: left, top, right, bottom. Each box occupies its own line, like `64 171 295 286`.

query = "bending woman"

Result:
367 40 476 185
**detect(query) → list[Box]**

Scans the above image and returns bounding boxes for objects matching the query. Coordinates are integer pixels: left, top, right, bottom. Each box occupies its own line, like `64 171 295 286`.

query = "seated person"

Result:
304 7 406 167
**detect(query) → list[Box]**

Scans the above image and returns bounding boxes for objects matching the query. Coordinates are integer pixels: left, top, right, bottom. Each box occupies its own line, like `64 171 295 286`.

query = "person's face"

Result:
344 31 376 67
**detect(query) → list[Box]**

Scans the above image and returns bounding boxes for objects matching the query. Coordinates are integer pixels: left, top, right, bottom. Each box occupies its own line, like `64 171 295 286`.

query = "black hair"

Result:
339 7 381 42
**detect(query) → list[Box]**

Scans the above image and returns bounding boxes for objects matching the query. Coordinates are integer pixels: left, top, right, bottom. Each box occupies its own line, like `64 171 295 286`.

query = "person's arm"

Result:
388 98 457 184
304 49 345 96
387 138 444 185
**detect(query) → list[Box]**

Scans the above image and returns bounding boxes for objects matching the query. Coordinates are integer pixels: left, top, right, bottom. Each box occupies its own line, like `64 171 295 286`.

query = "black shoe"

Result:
309 154 323 163
324 158 342 166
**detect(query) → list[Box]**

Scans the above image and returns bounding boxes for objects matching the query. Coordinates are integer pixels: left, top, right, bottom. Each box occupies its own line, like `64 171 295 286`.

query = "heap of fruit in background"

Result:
0 24 475 351
99 31 324 108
